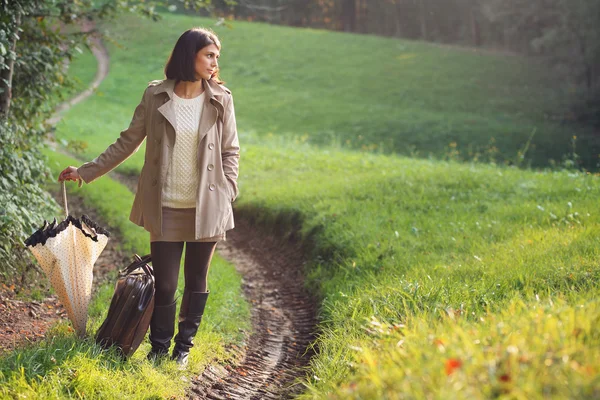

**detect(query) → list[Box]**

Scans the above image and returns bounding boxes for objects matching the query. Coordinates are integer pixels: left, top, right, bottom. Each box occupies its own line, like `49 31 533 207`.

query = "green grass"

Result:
48 11 600 398
55 13 597 171
46 50 98 115
0 150 250 399
234 140 600 399
326 298 600 399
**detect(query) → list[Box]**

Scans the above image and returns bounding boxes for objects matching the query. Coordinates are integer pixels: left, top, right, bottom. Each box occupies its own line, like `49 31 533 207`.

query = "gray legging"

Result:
150 241 217 306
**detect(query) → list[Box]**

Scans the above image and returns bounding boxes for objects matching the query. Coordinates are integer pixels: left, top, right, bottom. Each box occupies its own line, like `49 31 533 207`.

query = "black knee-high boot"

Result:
171 289 210 367
147 300 177 361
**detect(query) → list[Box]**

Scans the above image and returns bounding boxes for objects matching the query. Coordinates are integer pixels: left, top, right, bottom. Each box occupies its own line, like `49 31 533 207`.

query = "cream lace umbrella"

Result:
25 182 110 337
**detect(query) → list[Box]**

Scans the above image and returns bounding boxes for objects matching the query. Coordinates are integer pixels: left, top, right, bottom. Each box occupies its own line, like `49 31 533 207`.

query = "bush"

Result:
0 119 57 283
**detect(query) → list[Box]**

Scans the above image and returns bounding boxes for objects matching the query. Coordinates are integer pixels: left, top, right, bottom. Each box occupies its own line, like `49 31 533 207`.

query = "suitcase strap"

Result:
121 254 153 277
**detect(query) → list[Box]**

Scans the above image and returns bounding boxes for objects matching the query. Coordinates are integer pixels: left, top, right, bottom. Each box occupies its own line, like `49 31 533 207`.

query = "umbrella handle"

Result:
62 180 69 217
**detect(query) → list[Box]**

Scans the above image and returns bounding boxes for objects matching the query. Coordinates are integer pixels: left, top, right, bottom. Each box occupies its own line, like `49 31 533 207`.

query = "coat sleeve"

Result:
221 93 240 202
77 86 150 184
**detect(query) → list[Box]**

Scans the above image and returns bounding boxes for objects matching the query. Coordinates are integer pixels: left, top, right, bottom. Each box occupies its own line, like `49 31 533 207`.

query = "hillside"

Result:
58 12 595 170
53 12 600 398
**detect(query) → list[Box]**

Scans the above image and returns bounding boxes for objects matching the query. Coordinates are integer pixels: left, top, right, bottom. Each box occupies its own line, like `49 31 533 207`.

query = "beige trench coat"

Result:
77 78 240 240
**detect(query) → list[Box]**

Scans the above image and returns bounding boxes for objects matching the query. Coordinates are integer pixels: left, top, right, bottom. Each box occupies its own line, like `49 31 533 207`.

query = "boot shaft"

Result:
174 290 210 353
149 300 177 352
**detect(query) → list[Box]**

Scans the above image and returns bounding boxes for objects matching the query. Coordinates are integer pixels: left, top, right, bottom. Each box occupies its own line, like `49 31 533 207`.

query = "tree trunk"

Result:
361 0 369 34
394 0 403 37
0 14 20 117
341 0 356 32
419 0 428 40
470 6 481 46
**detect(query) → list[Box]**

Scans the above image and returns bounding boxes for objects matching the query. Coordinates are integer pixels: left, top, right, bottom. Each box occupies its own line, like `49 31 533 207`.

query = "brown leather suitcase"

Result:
96 254 155 357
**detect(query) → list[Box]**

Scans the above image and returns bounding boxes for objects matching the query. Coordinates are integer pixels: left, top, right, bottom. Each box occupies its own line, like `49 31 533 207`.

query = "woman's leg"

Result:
148 241 184 359
172 241 217 366
151 241 184 305
183 241 217 292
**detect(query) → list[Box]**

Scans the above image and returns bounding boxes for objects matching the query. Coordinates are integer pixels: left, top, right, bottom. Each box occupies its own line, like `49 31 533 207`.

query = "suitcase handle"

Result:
120 254 153 277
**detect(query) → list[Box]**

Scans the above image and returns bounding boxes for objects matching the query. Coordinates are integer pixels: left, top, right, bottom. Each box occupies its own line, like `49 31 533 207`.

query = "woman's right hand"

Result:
58 166 82 186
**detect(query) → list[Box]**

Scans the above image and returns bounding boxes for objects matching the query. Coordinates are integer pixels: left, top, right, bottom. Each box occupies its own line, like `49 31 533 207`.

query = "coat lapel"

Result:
157 102 176 130
154 78 227 146
198 94 218 144
155 80 177 148
199 79 226 141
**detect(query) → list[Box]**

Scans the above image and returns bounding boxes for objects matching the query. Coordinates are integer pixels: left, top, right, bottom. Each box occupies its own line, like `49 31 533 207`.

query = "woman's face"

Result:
195 44 220 80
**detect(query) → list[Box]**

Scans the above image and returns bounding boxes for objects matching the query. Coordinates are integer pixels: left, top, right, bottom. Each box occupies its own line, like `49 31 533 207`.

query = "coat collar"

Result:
155 78 226 147
152 78 227 108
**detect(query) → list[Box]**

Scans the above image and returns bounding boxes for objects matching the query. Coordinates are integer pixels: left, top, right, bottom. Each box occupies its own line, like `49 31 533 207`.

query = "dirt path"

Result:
46 20 109 127
190 219 317 399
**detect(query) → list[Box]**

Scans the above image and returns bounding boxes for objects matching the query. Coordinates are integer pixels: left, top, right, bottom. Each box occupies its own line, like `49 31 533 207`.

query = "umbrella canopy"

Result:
25 182 110 337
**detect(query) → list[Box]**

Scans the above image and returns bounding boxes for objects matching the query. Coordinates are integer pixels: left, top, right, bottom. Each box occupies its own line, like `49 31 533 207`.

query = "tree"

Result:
482 0 600 88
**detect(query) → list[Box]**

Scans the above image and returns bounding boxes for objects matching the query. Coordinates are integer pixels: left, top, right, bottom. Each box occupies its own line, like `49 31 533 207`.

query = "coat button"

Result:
207 164 214 171
154 158 159 165
152 178 158 186
157 138 162 145
209 183 216 191
208 143 214 150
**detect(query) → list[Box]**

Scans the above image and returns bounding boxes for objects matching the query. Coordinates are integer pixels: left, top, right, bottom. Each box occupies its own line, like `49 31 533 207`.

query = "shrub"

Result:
0 119 57 283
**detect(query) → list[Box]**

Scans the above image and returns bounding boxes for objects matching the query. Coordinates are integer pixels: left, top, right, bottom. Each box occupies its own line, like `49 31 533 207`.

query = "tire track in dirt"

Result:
189 218 318 399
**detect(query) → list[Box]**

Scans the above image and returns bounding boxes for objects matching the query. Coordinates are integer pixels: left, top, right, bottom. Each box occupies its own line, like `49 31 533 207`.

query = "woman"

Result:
58 27 240 368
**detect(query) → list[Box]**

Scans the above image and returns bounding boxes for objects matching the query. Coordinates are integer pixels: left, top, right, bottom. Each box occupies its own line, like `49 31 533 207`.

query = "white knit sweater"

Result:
162 92 205 208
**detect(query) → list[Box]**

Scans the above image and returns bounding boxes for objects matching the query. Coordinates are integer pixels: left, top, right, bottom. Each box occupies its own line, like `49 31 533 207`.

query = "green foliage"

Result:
1 0 163 120
483 0 600 88
0 119 57 282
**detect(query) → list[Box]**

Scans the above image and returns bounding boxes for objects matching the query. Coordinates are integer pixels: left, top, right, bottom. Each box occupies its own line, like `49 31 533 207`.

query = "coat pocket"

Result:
220 174 234 202
220 202 233 231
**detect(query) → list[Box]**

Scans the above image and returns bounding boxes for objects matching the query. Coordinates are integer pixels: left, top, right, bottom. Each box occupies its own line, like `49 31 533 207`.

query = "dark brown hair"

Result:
164 27 224 84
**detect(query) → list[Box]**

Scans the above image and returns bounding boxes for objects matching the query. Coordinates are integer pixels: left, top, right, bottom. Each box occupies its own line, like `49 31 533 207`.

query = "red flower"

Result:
445 358 462 375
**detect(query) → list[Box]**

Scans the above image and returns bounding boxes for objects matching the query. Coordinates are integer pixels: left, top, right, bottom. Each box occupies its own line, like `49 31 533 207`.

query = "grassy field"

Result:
56 13 597 171
50 11 600 399
0 151 250 399
237 143 600 398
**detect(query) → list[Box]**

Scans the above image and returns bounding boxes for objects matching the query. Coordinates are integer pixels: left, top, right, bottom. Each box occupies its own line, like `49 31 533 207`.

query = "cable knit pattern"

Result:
162 92 205 208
